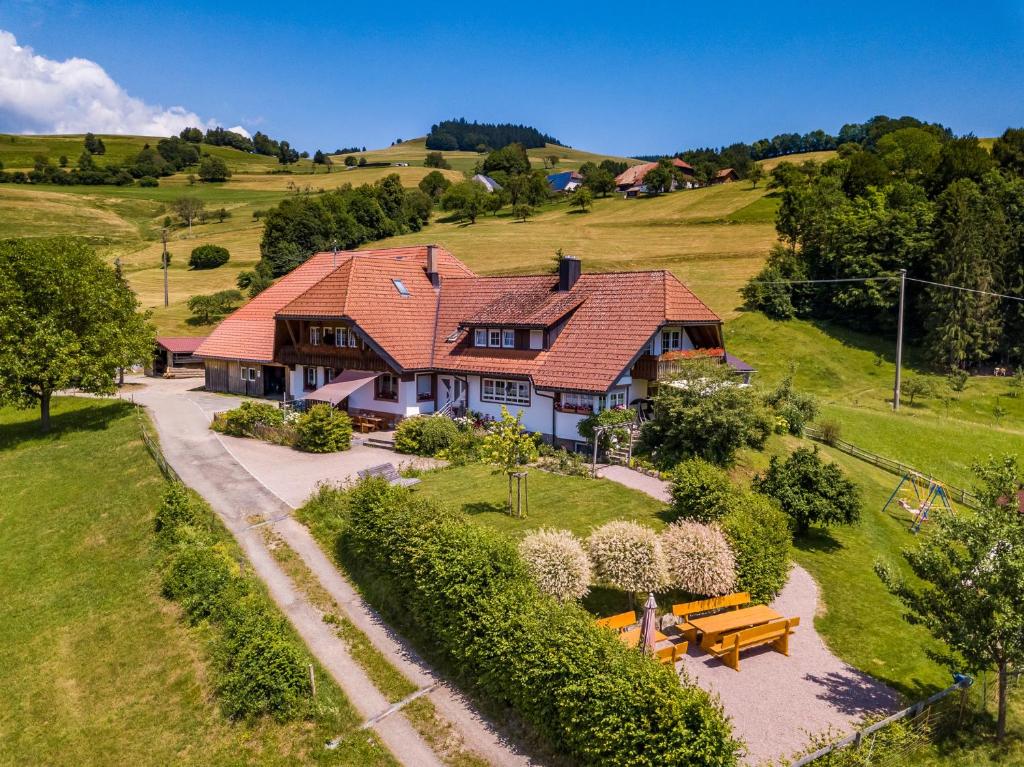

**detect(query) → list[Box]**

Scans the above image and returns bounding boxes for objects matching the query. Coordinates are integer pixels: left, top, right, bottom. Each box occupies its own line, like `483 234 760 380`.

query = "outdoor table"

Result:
690 605 782 649
618 628 668 649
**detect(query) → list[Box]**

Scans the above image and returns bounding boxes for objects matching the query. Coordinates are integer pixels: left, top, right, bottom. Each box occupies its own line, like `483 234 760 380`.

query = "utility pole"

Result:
162 227 169 308
893 268 907 411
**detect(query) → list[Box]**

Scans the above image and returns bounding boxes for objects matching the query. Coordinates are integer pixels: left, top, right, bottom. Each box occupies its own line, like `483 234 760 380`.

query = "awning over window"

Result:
304 370 381 405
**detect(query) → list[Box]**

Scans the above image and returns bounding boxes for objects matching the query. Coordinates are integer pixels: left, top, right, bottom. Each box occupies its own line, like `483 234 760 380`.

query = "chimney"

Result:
426 244 440 288
558 255 581 291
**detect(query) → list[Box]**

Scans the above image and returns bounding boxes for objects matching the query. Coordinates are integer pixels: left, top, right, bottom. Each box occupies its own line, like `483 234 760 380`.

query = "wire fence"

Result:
791 675 974 766
135 405 180 483
803 426 981 510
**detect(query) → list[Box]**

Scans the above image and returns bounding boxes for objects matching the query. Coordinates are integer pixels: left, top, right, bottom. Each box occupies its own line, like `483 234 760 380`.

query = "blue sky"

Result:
1 1 1023 155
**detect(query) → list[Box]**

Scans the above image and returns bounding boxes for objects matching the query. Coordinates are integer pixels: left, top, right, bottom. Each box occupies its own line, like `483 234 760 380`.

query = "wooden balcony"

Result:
277 344 390 371
631 351 725 382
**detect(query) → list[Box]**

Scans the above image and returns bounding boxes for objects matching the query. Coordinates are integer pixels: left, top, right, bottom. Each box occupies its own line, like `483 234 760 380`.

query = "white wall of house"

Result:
649 326 696 355
466 375 601 444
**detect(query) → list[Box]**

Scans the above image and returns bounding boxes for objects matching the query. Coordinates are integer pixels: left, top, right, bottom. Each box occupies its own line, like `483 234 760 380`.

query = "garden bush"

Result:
394 415 429 454
660 521 736 597
720 492 792 604
339 480 739 766
295 404 352 452
155 485 311 720
586 520 668 594
189 244 231 269
668 458 736 523
518 528 592 602
213 401 284 437
138 175 159 187
763 373 819 436
578 406 636 450
419 416 460 454
753 447 861 536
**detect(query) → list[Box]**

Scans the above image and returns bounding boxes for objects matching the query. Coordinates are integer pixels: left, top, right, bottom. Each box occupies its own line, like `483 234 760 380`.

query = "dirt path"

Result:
597 464 900 765
128 378 534 767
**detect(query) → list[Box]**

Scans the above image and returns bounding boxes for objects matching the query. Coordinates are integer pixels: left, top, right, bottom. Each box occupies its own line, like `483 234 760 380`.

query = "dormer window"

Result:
488 329 501 347
502 329 515 348
392 279 410 297
474 328 487 347
661 329 682 351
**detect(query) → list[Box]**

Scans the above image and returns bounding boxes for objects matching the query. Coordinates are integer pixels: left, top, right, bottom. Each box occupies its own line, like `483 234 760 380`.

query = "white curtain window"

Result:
559 392 593 411
502 329 515 348
481 378 529 405
488 329 502 347
475 328 488 347
661 329 681 351
335 327 346 347
608 390 626 408
349 329 358 348
309 326 322 346
305 366 317 388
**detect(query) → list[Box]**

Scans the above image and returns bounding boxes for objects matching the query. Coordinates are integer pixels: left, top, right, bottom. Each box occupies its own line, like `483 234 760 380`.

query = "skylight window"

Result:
392 279 410 297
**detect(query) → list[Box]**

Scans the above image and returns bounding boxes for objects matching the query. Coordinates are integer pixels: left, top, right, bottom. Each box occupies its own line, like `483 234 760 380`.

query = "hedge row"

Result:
155 484 311 720
338 479 740 766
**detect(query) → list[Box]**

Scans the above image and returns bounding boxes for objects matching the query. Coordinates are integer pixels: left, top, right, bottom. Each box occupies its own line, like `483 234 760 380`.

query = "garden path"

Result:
124 377 535 767
597 464 901 765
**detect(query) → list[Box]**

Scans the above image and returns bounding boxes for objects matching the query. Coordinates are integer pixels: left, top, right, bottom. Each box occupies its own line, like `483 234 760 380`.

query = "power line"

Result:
906 277 1024 304
746 276 899 285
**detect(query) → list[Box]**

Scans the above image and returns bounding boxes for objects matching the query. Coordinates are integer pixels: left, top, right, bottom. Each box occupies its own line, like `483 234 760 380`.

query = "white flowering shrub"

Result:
518 529 593 602
586 520 668 593
660 520 736 597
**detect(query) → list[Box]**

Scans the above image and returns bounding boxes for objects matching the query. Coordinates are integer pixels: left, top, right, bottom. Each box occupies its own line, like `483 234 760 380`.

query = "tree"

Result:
440 180 487 223
236 261 274 298
583 167 615 197
569 186 593 212
0 238 153 430
512 203 534 222
189 244 230 270
946 369 970 394
172 197 205 236
83 132 105 155
900 376 933 406
643 160 674 195
876 127 941 180
423 151 451 170
877 455 1024 741
518 529 592 602
418 170 451 200
357 156 367 167
928 136 994 194
992 127 1024 177
669 459 736 523
481 405 538 517
186 289 243 324
586 520 668 598
179 127 203 143
277 141 299 165
78 150 96 171
198 155 231 182
545 154 560 168
344 155 357 167
481 143 531 176
660 521 736 597
747 162 765 188
753 447 861 536
58 155 68 168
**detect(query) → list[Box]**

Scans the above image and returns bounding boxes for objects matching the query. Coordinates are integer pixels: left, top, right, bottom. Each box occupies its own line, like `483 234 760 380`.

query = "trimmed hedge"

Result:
720 492 792 604
339 480 739 766
156 485 311 720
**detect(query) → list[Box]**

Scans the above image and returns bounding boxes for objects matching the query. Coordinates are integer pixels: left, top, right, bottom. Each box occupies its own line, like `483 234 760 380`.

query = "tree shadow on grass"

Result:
461 500 506 516
0 398 133 451
793 528 844 554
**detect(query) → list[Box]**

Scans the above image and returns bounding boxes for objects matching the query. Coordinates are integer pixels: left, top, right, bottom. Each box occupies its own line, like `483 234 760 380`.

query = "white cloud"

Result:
0 30 235 137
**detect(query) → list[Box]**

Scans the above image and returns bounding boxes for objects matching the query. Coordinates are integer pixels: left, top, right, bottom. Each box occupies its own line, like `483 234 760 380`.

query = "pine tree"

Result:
925 179 1005 369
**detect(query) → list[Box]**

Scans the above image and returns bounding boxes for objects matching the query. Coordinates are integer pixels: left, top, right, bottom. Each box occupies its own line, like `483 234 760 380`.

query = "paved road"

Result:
598 464 900 765
127 377 534 767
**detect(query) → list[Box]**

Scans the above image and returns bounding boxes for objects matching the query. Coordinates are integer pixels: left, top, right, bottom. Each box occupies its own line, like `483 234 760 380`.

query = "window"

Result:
481 378 530 406
334 327 345 347
349 329 358 348
392 279 410 297
309 326 322 346
305 366 317 389
241 367 257 382
323 326 335 346
325 368 335 383
474 328 488 347
416 374 433 401
502 329 515 348
557 391 593 413
661 329 682 351
488 329 502 347
608 390 627 409
376 373 399 400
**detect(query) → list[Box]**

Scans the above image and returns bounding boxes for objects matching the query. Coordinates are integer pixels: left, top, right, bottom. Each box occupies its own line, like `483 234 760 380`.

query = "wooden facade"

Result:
205 359 267 397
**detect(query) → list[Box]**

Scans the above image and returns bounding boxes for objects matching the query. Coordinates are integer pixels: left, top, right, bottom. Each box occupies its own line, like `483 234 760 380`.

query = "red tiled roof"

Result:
463 280 585 327
715 167 738 179
434 271 722 391
615 158 694 186
195 246 470 363
156 336 207 354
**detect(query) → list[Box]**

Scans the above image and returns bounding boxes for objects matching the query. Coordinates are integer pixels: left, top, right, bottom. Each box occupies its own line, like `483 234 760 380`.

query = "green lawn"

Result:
0 398 394 766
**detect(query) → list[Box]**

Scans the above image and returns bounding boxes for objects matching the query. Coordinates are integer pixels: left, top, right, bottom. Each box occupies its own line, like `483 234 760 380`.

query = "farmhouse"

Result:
197 246 741 448
615 158 696 193
547 170 583 193
711 167 740 184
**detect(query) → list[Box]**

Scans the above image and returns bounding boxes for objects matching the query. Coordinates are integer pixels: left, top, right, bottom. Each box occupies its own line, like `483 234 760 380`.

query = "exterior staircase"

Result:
605 427 640 466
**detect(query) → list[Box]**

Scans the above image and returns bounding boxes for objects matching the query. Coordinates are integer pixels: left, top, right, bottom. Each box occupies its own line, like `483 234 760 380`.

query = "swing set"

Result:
882 471 956 533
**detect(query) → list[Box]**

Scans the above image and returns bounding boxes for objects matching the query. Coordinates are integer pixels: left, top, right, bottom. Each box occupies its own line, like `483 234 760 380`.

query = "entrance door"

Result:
263 365 285 397
439 377 466 409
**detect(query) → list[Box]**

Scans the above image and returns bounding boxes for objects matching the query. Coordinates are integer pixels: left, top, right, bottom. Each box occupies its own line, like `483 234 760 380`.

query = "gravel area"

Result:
599 464 900 765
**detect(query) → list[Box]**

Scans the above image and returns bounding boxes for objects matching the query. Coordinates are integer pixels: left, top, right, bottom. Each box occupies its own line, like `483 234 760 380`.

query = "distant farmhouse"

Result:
711 167 740 184
471 173 502 192
196 246 749 448
547 170 584 193
615 158 696 195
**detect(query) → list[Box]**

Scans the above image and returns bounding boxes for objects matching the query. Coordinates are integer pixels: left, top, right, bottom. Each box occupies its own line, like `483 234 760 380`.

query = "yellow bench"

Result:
707 617 800 671
595 611 637 633
655 640 688 667
671 592 750 643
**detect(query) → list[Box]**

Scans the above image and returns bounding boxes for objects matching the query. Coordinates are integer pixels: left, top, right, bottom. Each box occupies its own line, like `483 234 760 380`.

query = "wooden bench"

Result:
357 463 420 488
706 617 800 671
671 592 750 643
656 640 688 667
595 611 636 633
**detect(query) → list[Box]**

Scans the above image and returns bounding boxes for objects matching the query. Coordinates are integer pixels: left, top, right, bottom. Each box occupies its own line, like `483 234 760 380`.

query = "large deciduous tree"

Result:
877 455 1024 741
0 238 153 430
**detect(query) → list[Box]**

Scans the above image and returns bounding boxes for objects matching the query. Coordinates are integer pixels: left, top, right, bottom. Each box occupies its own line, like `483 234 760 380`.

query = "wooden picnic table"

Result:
690 605 782 649
353 414 383 433
619 628 669 648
